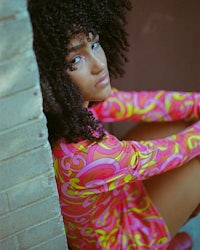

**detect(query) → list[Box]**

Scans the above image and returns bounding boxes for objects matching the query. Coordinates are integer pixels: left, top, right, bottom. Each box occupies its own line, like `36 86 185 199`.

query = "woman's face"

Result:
66 33 111 107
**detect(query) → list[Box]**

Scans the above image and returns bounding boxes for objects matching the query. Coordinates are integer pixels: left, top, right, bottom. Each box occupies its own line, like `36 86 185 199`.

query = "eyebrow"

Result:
68 42 86 54
67 34 99 54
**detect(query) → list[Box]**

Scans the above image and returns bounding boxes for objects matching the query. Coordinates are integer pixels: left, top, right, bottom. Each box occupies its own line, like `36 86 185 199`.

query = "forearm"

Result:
91 89 200 122
130 120 200 180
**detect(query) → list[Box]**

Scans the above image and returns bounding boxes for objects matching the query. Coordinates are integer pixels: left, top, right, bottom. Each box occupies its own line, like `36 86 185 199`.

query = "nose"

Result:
90 54 105 74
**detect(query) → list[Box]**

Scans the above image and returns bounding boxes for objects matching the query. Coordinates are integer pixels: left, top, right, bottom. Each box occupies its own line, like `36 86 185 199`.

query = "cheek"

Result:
100 49 107 65
67 71 82 86
68 72 89 95
67 64 89 82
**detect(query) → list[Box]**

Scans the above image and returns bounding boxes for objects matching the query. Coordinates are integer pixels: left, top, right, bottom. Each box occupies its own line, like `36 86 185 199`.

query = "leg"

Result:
123 121 200 238
144 158 200 237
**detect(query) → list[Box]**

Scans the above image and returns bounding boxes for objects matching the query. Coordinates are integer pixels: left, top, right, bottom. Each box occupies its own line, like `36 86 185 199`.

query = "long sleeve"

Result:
90 88 200 122
53 120 200 195
53 89 200 250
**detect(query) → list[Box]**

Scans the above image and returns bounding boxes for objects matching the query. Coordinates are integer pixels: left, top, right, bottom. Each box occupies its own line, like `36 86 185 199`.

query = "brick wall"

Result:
0 1 68 249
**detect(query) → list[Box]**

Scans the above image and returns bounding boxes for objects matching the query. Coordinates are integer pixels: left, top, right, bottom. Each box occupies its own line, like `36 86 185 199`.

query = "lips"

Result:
96 73 110 87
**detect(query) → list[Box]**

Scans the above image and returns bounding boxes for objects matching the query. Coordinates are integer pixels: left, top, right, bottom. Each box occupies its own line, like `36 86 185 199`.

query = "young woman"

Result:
28 0 200 249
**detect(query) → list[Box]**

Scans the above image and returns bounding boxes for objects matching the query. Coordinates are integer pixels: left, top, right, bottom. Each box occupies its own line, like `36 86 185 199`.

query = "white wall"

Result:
0 1 68 249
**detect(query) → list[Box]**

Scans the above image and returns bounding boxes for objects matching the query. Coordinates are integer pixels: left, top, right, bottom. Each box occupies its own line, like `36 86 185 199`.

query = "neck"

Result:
83 101 89 108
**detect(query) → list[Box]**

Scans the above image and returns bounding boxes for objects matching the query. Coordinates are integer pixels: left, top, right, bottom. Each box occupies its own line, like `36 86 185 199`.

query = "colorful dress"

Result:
53 88 200 250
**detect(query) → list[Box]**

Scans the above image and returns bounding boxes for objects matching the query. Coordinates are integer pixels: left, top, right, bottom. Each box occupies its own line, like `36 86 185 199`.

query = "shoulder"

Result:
52 133 126 158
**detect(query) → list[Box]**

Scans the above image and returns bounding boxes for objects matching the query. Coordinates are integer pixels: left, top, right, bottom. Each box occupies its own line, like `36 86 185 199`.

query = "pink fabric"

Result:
53 88 200 249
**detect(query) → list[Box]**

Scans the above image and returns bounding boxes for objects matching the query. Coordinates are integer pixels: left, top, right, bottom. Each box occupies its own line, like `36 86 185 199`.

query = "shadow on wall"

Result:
113 0 200 92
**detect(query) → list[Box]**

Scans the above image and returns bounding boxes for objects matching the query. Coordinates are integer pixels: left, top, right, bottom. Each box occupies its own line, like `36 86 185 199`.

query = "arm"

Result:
90 88 200 122
53 120 200 195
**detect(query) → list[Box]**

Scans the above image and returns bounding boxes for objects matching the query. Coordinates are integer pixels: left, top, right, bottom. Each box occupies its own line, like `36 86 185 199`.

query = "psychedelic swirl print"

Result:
53 88 200 250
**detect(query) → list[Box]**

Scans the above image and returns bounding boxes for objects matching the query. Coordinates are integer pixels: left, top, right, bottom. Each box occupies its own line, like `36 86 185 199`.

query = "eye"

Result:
92 41 100 50
66 55 82 72
70 55 81 65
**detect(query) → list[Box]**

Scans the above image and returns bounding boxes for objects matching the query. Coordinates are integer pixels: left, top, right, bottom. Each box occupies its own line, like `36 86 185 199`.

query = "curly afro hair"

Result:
28 0 132 144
